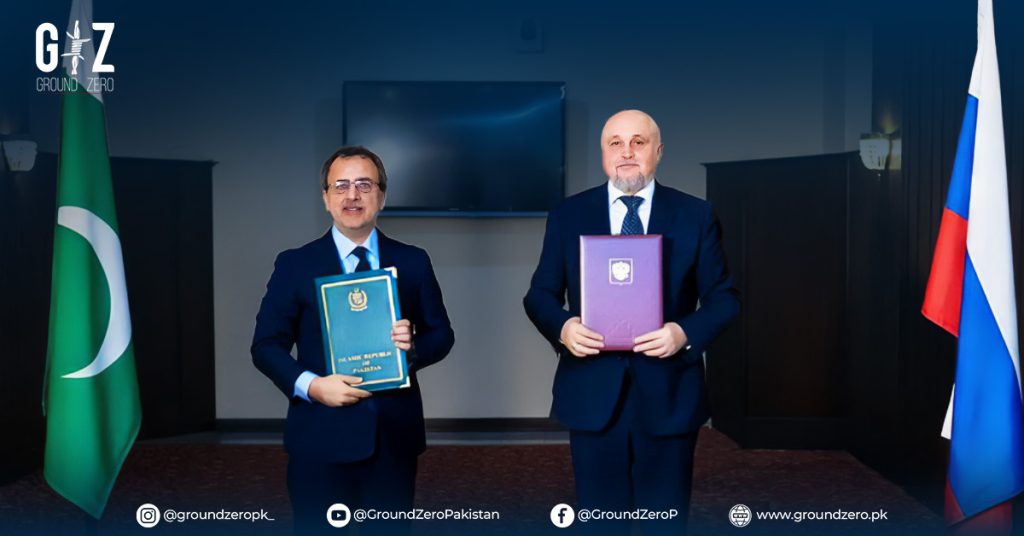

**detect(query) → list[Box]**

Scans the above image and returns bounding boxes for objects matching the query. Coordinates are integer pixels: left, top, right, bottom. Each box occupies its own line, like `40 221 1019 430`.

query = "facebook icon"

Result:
550 504 575 528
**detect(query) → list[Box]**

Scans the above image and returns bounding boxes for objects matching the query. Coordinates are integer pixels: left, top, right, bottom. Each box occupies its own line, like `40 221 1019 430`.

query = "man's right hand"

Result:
308 374 371 407
560 317 604 357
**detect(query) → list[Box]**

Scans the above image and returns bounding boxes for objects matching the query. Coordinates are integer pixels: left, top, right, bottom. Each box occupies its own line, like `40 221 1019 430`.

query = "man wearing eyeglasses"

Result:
252 145 455 535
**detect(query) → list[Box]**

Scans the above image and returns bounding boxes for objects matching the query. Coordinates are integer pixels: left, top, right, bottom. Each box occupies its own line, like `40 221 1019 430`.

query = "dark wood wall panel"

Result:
707 153 850 449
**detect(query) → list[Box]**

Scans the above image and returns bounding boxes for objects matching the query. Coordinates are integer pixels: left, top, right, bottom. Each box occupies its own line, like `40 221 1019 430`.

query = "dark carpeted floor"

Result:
0 428 942 535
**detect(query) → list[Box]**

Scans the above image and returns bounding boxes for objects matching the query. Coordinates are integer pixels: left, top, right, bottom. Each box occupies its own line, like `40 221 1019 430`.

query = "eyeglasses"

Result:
326 179 378 194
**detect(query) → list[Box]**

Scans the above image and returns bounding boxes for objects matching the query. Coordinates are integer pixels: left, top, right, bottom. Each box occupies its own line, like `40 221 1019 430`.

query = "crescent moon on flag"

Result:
57 206 132 379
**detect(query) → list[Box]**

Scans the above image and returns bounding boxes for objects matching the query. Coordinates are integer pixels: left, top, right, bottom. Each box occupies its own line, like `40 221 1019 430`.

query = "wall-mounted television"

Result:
342 81 565 216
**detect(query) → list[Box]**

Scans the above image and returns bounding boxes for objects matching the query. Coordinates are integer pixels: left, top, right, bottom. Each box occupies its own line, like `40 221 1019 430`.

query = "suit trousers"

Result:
287 433 417 536
570 371 699 536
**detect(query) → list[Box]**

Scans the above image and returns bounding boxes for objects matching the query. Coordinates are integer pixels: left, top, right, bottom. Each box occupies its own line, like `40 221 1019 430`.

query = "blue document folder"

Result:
315 267 410 391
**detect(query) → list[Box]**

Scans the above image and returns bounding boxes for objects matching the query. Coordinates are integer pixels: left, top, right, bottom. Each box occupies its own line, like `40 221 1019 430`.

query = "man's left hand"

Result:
633 322 688 358
392 319 413 351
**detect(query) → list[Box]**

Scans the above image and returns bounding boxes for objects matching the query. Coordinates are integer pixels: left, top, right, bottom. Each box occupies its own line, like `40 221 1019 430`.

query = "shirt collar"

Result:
331 225 379 261
608 178 656 208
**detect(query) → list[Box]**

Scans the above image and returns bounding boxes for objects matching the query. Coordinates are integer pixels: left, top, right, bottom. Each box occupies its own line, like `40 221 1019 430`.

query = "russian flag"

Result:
921 0 1024 530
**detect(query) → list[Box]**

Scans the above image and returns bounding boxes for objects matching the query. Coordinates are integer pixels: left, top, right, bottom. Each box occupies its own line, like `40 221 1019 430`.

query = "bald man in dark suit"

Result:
525 110 739 535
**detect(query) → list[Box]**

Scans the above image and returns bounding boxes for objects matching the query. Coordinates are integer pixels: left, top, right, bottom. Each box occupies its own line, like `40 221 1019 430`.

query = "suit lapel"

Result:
314 230 344 276
582 185 612 235
646 181 676 236
377 229 397 270
647 182 683 306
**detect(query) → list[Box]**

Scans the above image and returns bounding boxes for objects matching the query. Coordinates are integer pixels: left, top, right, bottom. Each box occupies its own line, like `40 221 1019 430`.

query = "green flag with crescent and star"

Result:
43 0 141 519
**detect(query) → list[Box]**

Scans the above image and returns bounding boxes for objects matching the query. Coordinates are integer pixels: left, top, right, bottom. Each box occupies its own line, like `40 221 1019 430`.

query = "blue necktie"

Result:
352 246 372 273
619 196 645 235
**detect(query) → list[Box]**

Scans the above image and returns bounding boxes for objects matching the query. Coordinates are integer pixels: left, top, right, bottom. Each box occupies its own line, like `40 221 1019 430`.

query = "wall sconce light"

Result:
859 133 891 171
1 140 38 172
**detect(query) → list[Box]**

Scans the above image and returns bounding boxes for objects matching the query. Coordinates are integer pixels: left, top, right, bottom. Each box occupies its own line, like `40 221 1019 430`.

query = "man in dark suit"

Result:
524 110 739 534
252 146 455 535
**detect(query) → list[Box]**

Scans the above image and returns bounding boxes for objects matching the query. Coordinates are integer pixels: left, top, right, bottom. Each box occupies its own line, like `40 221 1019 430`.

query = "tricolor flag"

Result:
43 0 141 518
922 0 1024 530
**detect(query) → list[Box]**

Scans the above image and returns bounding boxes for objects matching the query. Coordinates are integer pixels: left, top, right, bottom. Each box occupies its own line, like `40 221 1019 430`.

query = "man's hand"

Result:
633 322 688 358
308 374 371 407
560 317 604 357
392 319 412 351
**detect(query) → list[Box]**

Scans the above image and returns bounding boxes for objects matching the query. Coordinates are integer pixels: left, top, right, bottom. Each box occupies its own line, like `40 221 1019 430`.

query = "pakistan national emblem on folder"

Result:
316 267 410 391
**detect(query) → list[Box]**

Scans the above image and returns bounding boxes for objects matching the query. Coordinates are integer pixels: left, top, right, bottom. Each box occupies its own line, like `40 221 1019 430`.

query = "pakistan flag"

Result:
44 0 141 518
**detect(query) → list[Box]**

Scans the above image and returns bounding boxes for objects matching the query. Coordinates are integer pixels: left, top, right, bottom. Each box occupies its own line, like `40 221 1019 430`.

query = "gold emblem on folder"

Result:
348 288 368 311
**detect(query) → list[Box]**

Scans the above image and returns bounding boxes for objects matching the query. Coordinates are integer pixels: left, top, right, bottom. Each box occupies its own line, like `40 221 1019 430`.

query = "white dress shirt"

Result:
608 179 655 235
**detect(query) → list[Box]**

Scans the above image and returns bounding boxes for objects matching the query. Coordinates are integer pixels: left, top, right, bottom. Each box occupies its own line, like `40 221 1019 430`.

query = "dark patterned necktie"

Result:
619 196 645 235
352 246 372 273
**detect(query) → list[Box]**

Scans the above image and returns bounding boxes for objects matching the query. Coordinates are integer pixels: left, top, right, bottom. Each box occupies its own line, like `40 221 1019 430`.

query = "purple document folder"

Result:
580 235 663 351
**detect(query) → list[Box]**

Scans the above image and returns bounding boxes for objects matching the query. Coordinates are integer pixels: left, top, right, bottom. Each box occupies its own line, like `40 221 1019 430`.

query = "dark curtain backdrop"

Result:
0 154 215 483
847 0 1024 510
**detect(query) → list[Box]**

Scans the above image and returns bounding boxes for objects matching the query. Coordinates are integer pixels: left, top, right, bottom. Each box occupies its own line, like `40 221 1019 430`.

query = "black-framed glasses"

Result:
327 179 378 194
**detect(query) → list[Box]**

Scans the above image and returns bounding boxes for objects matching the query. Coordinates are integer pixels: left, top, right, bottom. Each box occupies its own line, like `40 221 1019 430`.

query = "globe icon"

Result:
729 504 752 528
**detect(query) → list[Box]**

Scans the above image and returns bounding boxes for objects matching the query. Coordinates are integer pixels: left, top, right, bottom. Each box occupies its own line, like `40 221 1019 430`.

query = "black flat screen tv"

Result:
342 81 565 216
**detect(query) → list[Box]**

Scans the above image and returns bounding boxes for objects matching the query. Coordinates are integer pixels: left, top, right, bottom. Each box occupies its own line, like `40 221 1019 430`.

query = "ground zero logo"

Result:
35 20 116 93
